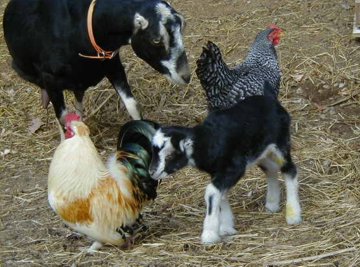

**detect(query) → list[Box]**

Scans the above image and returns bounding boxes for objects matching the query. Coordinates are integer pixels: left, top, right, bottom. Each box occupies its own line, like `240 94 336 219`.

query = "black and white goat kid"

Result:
4 0 190 129
149 93 302 244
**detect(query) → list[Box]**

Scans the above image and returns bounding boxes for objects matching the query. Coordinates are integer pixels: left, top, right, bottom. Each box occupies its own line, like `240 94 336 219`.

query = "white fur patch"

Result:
150 130 173 180
201 184 222 244
284 173 302 224
156 3 173 22
219 195 237 236
161 26 186 84
265 176 281 213
259 158 281 213
180 138 195 166
118 91 141 120
152 130 167 148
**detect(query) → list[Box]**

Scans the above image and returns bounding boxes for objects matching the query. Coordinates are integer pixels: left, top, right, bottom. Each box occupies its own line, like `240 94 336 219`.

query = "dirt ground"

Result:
0 0 359 266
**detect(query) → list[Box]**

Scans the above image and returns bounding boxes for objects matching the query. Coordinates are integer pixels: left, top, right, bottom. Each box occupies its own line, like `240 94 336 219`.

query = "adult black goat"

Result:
3 0 190 129
149 92 302 244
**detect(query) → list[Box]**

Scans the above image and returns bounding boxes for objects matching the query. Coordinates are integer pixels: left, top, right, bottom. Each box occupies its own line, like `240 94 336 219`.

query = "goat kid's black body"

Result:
3 0 188 120
183 96 291 190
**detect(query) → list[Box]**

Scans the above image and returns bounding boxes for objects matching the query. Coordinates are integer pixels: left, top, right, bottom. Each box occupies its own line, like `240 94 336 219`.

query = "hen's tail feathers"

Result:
196 41 226 81
117 120 160 200
196 41 236 110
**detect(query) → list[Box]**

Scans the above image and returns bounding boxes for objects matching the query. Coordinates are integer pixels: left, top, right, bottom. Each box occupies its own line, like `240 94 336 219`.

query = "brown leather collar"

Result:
79 0 118 60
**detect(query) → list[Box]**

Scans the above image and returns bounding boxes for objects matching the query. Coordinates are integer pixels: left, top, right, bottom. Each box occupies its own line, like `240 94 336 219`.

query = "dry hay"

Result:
0 0 359 266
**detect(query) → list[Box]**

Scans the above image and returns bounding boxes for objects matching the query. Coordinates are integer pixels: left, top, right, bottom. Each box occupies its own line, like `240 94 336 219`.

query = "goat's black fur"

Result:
3 0 189 122
152 94 294 191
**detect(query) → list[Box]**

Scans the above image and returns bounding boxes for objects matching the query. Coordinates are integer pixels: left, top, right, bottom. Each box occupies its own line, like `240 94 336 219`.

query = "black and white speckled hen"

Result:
196 25 283 111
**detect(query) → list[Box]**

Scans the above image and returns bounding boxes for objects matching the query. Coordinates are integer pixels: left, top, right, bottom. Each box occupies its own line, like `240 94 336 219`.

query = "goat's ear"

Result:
134 13 149 31
175 13 186 31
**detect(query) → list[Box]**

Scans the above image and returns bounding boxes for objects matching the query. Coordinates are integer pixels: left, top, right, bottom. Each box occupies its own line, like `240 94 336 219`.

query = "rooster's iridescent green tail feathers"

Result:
116 120 160 200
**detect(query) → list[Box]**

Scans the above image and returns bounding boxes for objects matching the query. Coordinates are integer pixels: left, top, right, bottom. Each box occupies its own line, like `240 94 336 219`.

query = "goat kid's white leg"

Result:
219 194 237 236
118 90 141 120
264 166 281 213
259 157 281 213
201 183 222 244
285 173 302 224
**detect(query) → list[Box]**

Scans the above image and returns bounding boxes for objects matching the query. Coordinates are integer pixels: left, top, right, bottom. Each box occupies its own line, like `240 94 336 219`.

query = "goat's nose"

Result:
181 73 191 84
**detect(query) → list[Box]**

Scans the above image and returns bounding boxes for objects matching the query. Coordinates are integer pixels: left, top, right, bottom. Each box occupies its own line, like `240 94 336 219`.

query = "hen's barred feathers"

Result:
48 118 159 251
196 26 282 111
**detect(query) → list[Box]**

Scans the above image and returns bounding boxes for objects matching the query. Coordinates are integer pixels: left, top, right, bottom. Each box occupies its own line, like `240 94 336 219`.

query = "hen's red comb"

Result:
268 24 282 31
65 113 81 124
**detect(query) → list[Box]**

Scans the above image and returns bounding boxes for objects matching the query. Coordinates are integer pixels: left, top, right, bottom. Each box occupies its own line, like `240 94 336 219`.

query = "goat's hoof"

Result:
219 226 237 236
286 215 302 225
286 204 302 224
201 230 221 244
265 202 280 213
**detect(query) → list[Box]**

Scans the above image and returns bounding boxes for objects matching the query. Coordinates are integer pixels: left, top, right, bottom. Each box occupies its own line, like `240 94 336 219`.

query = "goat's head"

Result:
131 1 190 85
149 127 193 180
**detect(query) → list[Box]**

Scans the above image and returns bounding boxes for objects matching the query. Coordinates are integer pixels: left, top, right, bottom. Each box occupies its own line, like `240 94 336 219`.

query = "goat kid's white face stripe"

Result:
152 130 167 148
151 131 173 179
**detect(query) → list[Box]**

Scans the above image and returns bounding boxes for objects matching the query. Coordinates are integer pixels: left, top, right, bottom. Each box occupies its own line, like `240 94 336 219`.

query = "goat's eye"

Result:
151 38 162 46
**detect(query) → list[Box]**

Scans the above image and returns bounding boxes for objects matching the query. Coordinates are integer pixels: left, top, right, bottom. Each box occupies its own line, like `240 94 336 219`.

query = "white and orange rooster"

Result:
48 113 159 252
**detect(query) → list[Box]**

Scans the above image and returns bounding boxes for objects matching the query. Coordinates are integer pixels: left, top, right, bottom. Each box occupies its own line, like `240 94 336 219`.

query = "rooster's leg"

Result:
87 241 103 254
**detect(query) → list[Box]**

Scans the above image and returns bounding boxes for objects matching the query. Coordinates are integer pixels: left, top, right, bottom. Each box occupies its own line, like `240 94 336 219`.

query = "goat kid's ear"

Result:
134 13 149 32
179 139 191 153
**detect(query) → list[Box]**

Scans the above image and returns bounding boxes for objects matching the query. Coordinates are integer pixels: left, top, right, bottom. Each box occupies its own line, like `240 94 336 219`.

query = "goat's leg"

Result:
106 61 142 120
73 90 85 119
219 193 237 236
44 85 67 141
259 158 281 213
281 156 302 224
201 183 222 244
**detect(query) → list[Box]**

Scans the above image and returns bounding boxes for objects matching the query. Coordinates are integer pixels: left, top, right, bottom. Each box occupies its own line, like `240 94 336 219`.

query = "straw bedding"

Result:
0 0 359 266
